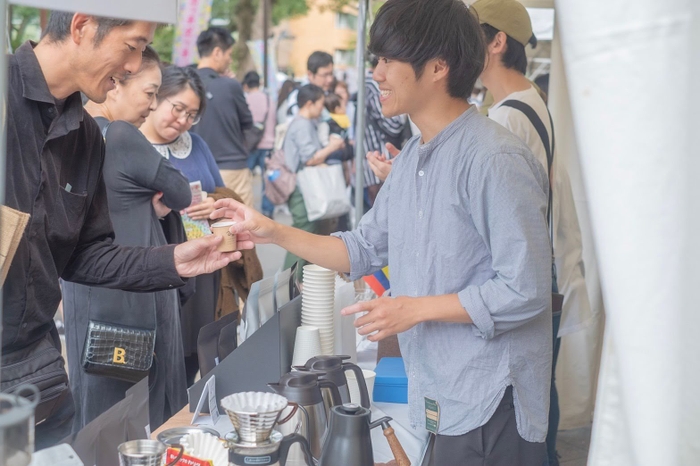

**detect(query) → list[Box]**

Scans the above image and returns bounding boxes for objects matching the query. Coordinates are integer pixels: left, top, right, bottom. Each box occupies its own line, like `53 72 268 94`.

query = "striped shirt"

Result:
362 73 406 187
333 107 552 441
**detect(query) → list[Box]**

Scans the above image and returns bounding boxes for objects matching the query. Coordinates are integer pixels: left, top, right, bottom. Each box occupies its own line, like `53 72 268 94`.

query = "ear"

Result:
489 31 508 55
70 13 95 46
429 58 450 84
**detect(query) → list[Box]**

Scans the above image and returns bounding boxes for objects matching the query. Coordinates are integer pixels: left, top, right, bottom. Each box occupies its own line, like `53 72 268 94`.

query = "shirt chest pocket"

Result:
50 188 88 249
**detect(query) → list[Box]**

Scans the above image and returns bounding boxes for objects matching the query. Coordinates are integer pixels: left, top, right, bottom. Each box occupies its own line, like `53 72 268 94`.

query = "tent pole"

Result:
353 0 369 229
0 0 8 364
263 0 269 88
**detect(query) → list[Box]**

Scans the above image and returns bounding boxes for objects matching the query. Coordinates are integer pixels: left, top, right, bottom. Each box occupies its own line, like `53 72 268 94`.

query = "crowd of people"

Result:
1 0 592 465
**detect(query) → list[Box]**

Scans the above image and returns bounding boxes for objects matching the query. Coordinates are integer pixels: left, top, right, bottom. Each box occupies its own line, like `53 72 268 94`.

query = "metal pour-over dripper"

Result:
220 392 290 444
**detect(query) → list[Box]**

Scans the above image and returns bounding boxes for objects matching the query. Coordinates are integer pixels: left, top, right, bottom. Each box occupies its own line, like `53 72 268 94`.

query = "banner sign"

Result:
173 0 213 66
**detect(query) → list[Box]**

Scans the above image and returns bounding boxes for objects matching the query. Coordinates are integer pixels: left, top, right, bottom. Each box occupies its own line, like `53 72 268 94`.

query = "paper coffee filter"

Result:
181 432 228 466
221 391 287 414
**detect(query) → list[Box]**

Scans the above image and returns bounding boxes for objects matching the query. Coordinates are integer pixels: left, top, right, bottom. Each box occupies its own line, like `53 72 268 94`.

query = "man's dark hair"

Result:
297 84 324 109
197 27 235 58
481 24 528 75
119 45 161 84
243 71 261 89
158 65 208 117
368 0 485 100
307 51 333 74
43 11 132 45
324 93 342 113
367 52 380 69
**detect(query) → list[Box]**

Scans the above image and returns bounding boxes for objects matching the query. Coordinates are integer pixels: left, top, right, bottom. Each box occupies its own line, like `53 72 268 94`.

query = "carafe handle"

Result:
278 433 314 466
343 362 371 408
165 443 185 466
318 379 343 407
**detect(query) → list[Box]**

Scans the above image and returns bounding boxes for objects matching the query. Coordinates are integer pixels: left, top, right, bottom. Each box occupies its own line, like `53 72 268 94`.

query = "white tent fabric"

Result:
548 23 606 430
555 0 700 463
10 0 178 23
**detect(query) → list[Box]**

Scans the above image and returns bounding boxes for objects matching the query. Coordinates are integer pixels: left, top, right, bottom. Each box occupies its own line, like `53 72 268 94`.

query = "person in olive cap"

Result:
473 1 595 465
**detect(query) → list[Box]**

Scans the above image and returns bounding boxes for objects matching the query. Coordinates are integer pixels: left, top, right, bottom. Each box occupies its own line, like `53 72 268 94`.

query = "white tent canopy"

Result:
11 0 179 23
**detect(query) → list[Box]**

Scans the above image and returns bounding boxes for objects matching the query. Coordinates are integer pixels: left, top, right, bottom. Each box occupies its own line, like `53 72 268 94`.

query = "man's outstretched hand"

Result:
174 235 241 277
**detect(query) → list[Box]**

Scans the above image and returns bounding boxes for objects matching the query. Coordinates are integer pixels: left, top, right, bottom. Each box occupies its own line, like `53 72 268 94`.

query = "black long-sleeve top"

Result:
3 42 185 352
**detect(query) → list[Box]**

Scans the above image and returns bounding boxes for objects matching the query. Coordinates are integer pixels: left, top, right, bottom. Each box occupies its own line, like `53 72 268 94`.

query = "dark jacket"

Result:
191 68 253 170
3 42 185 353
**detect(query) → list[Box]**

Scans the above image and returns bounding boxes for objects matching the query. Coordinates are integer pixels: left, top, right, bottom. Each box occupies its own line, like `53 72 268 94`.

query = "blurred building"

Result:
275 0 358 82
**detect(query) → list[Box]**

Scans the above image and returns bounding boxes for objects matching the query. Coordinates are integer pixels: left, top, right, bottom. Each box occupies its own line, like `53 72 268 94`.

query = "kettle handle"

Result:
278 433 314 466
165 443 185 466
343 363 371 408
318 379 343 407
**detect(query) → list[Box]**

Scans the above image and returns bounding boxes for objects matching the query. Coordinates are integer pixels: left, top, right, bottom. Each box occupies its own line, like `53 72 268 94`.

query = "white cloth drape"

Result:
549 22 606 430
555 0 700 463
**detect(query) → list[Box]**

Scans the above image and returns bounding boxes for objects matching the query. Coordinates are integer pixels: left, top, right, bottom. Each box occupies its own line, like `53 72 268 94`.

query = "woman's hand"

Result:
184 196 216 220
152 192 172 219
210 198 278 249
329 135 346 151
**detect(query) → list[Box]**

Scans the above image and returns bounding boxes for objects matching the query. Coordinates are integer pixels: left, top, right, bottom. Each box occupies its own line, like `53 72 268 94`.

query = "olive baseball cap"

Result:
471 0 537 47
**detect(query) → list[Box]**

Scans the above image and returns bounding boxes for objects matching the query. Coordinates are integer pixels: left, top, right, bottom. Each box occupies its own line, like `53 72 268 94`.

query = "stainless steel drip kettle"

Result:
318 404 391 466
268 371 342 463
294 355 371 409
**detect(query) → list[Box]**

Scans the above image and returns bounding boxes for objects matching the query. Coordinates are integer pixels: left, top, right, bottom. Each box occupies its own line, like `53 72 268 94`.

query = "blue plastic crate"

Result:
373 357 408 404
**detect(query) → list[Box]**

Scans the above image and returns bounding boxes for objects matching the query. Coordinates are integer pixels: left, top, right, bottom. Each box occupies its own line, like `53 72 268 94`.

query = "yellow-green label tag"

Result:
425 397 440 434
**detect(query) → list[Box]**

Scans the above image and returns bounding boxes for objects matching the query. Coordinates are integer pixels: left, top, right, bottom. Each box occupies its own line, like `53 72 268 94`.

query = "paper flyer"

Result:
182 181 212 240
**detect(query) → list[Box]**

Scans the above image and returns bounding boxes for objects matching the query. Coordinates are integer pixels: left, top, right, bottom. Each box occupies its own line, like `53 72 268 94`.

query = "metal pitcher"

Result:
0 384 39 466
117 440 184 466
294 355 370 411
268 371 342 464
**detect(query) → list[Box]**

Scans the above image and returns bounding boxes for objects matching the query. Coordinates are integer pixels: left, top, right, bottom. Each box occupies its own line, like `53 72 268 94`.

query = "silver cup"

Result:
117 440 183 466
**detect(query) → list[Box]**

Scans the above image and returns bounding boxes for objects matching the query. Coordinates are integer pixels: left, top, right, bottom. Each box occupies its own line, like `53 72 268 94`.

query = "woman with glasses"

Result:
141 66 228 385
62 47 193 432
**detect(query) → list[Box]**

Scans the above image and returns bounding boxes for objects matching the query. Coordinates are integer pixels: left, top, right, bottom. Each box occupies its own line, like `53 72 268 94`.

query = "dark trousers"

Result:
421 387 546 466
248 149 274 216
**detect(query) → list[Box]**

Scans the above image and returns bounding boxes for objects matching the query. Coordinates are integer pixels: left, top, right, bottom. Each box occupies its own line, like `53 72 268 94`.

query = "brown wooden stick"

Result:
383 425 411 466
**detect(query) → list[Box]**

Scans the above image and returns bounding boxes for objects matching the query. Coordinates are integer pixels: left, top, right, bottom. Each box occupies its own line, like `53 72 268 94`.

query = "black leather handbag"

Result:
81 287 157 384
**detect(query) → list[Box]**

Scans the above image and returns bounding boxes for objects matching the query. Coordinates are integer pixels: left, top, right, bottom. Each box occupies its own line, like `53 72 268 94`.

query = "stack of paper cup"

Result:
292 326 323 367
301 264 336 354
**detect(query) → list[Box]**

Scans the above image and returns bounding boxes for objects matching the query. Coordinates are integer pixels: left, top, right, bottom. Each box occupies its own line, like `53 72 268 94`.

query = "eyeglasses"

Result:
164 97 201 125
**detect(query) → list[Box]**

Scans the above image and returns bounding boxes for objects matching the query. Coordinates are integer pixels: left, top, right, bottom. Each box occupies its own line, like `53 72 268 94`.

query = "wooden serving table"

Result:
151 406 198 439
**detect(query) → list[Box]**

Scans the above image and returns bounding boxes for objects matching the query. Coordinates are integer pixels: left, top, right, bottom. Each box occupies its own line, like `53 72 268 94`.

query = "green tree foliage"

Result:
152 25 176 64
8 6 41 51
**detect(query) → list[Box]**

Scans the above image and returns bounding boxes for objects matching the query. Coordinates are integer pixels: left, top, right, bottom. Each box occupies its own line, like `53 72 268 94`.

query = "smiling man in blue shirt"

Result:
211 0 552 463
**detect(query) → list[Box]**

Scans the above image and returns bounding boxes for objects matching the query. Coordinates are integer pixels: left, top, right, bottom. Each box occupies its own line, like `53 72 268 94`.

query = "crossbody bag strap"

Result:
499 99 560 296
499 99 554 234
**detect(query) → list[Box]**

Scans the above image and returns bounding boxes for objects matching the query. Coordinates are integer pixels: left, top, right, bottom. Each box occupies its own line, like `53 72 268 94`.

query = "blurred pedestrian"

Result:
243 71 276 218
192 27 255 206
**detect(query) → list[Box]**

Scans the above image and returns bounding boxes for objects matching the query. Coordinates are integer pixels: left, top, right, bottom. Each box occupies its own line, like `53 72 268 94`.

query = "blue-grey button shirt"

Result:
333 107 552 442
